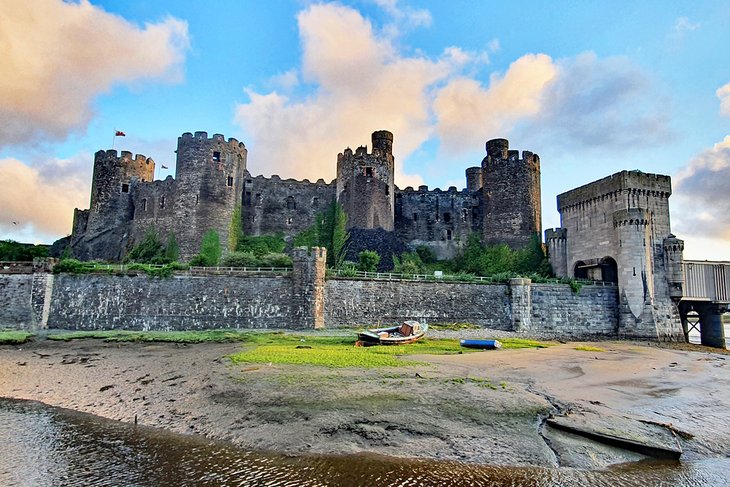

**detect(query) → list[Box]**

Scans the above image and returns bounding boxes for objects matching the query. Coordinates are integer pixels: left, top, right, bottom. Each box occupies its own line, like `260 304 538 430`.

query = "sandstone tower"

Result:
481 139 542 248
336 130 395 231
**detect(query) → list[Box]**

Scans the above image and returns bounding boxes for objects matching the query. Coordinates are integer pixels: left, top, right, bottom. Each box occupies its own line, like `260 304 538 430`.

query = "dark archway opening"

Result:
600 257 618 283
574 261 588 279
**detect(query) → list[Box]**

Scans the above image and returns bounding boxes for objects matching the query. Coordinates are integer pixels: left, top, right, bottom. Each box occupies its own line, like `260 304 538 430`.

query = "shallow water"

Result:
1 398 728 487
686 324 730 348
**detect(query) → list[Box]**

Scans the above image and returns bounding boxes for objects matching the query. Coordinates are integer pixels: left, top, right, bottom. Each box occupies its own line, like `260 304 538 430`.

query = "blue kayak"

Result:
460 339 502 350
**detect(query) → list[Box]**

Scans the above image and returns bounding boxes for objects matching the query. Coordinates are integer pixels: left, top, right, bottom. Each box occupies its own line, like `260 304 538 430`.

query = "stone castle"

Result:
60 130 542 262
45 129 691 341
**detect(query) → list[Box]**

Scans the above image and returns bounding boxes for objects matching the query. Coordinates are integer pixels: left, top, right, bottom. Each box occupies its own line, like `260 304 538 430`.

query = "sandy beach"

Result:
1 333 728 470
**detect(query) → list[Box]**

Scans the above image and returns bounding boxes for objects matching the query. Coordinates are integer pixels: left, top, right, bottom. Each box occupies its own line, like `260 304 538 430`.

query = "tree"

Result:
330 202 350 268
197 230 221 266
164 233 180 262
125 228 164 263
228 204 243 252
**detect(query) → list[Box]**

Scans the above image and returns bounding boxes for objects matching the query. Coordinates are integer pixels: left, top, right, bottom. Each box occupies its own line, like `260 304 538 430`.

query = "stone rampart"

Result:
2 259 621 339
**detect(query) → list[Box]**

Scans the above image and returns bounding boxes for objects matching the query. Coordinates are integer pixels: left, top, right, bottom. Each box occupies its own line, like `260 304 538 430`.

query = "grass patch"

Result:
229 335 472 368
429 322 481 331
46 330 255 343
574 345 606 352
0 331 34 345
499 338 555 349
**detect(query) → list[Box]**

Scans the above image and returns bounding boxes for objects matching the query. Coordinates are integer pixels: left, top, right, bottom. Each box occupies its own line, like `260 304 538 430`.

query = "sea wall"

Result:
1 258 621 338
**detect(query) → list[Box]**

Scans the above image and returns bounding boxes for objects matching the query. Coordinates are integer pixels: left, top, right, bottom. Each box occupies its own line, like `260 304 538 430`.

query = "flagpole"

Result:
112 129 116 149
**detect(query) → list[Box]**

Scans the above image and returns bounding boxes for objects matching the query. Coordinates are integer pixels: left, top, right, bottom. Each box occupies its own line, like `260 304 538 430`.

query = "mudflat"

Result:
1 334 728 469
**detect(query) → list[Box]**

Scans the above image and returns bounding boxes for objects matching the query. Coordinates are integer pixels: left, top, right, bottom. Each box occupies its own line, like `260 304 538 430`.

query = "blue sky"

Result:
1 0 729 260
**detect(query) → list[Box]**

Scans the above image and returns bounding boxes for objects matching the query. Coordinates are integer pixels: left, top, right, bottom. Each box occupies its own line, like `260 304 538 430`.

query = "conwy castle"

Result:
58 131 541 263
2 128 715 344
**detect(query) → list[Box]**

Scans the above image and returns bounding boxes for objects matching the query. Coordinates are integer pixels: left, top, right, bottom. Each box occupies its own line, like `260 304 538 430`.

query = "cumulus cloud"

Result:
433 54 558 153
0 0 189 147
235 3 668 187
0 153 92 241
520 53 671 150
235 3 474 187
718 83 730 117
673 136 730 239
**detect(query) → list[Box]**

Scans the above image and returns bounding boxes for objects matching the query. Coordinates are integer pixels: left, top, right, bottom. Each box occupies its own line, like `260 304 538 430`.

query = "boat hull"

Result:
460 339 502 350
358 322 428 345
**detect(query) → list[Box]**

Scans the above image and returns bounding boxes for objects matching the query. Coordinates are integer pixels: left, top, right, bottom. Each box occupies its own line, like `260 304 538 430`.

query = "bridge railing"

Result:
683 260 730 302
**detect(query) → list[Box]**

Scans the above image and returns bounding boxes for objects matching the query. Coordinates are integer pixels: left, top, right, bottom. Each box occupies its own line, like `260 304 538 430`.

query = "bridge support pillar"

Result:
698 303 727 349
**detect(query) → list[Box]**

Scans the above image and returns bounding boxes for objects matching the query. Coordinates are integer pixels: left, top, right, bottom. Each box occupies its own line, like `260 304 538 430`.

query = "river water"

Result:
1 398 728 487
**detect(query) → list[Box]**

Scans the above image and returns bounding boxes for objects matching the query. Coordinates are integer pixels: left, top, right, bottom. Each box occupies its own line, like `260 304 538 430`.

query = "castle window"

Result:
255 193 262 206
446 230 452 240
364 167 374 177
227 175 234 187
142 199 147 212
413 213 418 222
245 192 251 206
287 217 293 225
443 212 451 223
160 196 165 209
212 151 221 162
462 209 468 222
121 183 129 193
286 196 296 210
385 185 389 195
312 197 319 207
195 194 199 205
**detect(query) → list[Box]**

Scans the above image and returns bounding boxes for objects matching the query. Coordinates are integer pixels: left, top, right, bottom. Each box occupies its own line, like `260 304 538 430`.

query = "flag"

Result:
115 131 126 137
161 165 168 169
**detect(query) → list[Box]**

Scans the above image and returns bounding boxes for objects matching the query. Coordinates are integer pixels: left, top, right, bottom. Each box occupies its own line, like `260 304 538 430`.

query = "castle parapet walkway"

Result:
679 260 730 348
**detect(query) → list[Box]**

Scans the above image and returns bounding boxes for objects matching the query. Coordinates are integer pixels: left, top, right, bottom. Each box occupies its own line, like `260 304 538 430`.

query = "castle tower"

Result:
89 150 154 212
336 130 395 231
481 138 542 248
174 132 248 258
465 167 483 192
75 150 154 261
544 227 568 277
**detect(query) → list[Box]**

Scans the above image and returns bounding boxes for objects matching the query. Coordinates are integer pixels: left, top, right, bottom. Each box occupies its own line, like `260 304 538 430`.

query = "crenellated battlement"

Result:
398 185 468 195
96 150 154 165
179 131 246 149
612 208 651 228
558 170 671 211
545 227 567 240
247 173 336 187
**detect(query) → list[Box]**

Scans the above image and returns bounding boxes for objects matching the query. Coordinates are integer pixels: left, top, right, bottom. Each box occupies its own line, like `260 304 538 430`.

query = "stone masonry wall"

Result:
325 279 513 329
47 274 295 330
0 275 34 328
529 283 619 337
3 263 621 339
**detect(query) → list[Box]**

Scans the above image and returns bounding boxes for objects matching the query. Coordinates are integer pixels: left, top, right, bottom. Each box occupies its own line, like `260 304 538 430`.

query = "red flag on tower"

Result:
115 130 126 137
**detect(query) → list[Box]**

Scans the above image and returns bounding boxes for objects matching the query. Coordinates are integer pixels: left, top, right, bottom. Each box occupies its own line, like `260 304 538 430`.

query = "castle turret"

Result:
90 150 154 212
663 234 685 302
336 130 395 231
545 227 568 277
481 138 542 248
465 167 483 192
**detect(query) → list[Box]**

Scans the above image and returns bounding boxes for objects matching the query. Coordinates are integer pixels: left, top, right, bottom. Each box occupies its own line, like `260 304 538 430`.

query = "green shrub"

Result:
259 253 293 267
53 259 93 274
221 251 260 267
0 240 48 261
415 246 437 264
237 234 285 256
357 250 380 272
194 230 221 266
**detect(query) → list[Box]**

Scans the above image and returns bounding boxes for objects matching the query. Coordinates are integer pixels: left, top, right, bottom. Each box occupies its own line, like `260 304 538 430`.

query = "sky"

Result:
1 0 729 260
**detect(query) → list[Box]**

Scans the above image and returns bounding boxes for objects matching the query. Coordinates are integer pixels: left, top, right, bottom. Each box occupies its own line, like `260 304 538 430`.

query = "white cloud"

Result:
673 16 700 36
371 0 432 29
235 3 471 187
0 0 189 147
718 83 730 117
433 53 558 154
0 153 92 241
673 136 730 242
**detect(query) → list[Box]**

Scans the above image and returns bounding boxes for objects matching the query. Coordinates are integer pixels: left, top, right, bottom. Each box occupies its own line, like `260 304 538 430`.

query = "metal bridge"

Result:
679 260 730 348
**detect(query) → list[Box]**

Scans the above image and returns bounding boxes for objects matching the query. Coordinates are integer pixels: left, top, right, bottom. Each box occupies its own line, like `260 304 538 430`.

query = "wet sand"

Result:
1 334 728 469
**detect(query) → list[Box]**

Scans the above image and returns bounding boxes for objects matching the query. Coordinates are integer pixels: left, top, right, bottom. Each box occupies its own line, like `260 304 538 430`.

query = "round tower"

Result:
174 132 248 258
90 150 154 211
481 138 541 248
465 167 483 192
336 130 395 230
